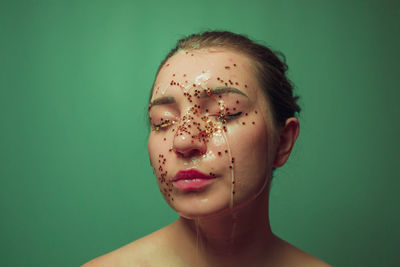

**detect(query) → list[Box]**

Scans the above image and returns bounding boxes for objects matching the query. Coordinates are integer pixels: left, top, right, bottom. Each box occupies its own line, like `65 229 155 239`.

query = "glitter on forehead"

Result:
161 85 168 95
194 71 211 87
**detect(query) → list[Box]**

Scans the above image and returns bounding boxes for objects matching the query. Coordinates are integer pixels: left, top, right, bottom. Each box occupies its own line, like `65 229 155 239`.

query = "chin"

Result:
174 188 269 221
169 193 232 219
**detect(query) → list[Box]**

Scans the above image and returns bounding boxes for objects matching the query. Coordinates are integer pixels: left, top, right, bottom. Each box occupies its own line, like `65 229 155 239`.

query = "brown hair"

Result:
152 31 301 128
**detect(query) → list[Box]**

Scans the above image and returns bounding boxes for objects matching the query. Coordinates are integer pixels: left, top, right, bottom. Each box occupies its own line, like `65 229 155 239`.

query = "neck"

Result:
172 187 277 265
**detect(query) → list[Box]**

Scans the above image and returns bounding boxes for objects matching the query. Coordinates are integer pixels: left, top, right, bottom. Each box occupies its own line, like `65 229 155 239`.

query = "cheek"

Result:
148 133 159 165
230 122 269 167
148 133 173 167
227 114 271 197
148 133 175 202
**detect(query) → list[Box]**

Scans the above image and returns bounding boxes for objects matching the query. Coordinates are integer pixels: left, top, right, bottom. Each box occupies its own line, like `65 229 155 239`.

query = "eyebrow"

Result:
150 96 175 107
199 87 248 98
149 87 247 109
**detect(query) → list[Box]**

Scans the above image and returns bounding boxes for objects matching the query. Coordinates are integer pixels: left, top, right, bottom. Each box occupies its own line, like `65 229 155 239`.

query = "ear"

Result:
273 117 300 168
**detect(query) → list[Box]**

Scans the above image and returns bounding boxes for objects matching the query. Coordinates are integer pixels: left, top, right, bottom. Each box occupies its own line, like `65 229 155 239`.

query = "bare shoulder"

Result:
272 236 331 267
81 226 175 267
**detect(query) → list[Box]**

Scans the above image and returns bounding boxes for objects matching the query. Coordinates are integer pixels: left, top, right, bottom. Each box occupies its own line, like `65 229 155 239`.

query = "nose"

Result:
173 121 207 158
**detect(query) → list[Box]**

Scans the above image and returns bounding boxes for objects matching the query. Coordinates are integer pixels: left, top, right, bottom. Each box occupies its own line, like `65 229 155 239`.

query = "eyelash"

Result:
217 112 242 123
153 119 173 131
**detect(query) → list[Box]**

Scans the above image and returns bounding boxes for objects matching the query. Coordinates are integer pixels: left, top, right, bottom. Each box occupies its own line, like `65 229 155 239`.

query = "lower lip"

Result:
173 178 214 191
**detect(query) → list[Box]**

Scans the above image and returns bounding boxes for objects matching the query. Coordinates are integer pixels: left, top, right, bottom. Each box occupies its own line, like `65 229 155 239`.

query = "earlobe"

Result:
272 117 300 168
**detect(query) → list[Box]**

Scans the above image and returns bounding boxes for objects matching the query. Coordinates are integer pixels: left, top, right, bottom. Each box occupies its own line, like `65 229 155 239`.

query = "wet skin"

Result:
148 48 280 218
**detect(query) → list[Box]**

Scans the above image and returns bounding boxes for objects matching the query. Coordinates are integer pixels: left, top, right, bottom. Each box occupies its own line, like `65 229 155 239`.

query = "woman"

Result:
84 31 330 266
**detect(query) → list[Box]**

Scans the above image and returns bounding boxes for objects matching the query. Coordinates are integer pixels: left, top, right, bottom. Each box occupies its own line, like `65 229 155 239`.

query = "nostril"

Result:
187 149 204 158
174 148 204 158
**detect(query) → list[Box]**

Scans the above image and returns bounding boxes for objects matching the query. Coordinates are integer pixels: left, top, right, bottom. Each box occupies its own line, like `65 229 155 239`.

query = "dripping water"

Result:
219 125 237 254
220 128 235 209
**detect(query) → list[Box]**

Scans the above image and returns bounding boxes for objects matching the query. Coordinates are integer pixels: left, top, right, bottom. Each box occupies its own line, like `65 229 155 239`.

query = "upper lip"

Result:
173 169 215 181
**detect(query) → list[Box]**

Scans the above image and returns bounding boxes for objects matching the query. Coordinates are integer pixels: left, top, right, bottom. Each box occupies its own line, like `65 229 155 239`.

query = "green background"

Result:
1 0 399 266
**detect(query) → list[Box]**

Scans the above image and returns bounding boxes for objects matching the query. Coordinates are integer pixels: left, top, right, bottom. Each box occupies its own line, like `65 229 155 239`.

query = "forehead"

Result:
153 48 261 100
161 48 252 73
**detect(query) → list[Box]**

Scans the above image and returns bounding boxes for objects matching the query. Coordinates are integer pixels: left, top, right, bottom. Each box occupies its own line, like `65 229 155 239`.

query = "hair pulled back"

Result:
155 31 301 128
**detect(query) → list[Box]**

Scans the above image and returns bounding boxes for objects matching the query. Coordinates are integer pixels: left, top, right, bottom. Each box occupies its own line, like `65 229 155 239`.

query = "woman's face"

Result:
148 48 279 218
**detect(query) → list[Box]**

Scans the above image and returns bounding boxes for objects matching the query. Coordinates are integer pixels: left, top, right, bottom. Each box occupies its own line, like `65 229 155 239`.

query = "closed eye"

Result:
217 112 242 123
153 119 174 131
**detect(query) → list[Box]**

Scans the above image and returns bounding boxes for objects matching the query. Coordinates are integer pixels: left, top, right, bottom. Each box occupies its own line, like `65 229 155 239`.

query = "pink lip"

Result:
173 169 216 191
